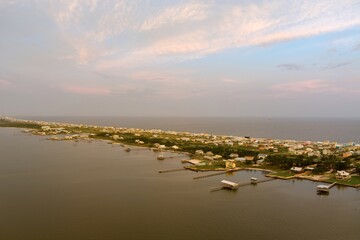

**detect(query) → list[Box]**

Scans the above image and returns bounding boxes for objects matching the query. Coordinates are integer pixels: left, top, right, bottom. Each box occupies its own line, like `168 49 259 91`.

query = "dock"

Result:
316 182 336 193
193 171 232 179
158 168 187 173
211 177 276 192
157 155 187 160
238 177 275 186
221 180 239 190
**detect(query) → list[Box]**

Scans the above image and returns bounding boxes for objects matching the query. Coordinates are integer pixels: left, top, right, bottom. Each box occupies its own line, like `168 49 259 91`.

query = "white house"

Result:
234 157 246 162
290 167 303 173
225 160 236 169
258 154 268 160
336 170 350 180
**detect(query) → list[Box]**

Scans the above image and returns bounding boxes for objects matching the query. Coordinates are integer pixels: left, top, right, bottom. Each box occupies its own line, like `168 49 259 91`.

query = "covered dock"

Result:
221 180 239 190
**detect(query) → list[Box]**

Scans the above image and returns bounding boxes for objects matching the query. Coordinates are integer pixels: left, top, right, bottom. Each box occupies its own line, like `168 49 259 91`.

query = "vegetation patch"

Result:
326 175 360 186
270 170 296 178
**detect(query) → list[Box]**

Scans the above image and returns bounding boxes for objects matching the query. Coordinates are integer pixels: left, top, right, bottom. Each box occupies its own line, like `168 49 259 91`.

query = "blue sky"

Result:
0 0 359 117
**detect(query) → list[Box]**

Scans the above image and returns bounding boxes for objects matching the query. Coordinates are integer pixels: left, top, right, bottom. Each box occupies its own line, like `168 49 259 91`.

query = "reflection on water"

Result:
0 128 359 240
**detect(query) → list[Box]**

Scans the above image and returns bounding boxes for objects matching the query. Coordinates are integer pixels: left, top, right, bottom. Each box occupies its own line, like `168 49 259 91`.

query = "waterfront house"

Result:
225 160 236 169
336 170 350 180
206 151 214 156
290 167 303 173
195 150 204 155
234 157 246 162
305 166 315 171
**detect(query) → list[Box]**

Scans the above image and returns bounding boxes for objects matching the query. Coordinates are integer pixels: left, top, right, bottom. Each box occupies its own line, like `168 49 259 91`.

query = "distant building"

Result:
234 157 246 162
343 152 353 158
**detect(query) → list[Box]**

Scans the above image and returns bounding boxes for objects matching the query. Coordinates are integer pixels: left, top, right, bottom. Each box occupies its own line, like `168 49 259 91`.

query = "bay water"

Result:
0 127 359 240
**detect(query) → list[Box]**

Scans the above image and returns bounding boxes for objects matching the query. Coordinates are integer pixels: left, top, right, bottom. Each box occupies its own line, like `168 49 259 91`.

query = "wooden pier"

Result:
158 168 187 173
158 155 187 160
193 171 230 179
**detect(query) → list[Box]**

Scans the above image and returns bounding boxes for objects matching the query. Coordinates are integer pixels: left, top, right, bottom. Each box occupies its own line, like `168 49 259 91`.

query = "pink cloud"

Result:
271 80 330 93
0 79 11 86
64 86 111 95
271 79 360 97
221 78 241 83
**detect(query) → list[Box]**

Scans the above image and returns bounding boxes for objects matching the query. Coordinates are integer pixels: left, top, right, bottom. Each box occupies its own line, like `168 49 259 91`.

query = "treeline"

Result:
266 154 316 169
266 154 355 174
104 132 260 158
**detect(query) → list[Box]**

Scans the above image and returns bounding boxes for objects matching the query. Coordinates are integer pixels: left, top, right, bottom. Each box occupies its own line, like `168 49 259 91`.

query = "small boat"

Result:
250 177 258 183
124 148 131 152
157 155 165 160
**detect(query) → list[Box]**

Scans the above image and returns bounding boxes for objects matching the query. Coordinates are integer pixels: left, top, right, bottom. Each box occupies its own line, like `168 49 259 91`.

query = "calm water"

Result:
0 127 359 240
21 116 360 143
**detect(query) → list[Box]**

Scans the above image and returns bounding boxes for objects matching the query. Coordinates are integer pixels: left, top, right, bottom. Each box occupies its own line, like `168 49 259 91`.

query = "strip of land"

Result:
1 116 359 187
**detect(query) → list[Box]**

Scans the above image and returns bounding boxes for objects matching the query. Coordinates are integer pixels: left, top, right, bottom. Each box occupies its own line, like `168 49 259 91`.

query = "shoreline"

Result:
1 116 359 188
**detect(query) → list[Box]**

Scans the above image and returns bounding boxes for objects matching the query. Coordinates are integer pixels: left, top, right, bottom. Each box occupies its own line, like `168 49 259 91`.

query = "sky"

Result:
0 0 360 117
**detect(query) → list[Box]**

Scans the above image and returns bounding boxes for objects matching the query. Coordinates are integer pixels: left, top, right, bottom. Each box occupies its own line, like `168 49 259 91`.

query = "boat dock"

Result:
158 168 187 173
193 171 230 179
221 180 239 190
157 155 188 160
193 170 239 179
316 182 336 193
211 177 276 192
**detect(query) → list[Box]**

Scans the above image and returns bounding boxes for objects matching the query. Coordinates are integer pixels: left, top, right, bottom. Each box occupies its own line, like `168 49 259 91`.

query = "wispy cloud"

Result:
272 80 330 93
221 78 241 84
0 79 11 86
139 2 208 31
354 43 360 51
323 62 351 69
43 0 360 69
271 79 360 95
63 85 111 95
277 64 303 71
